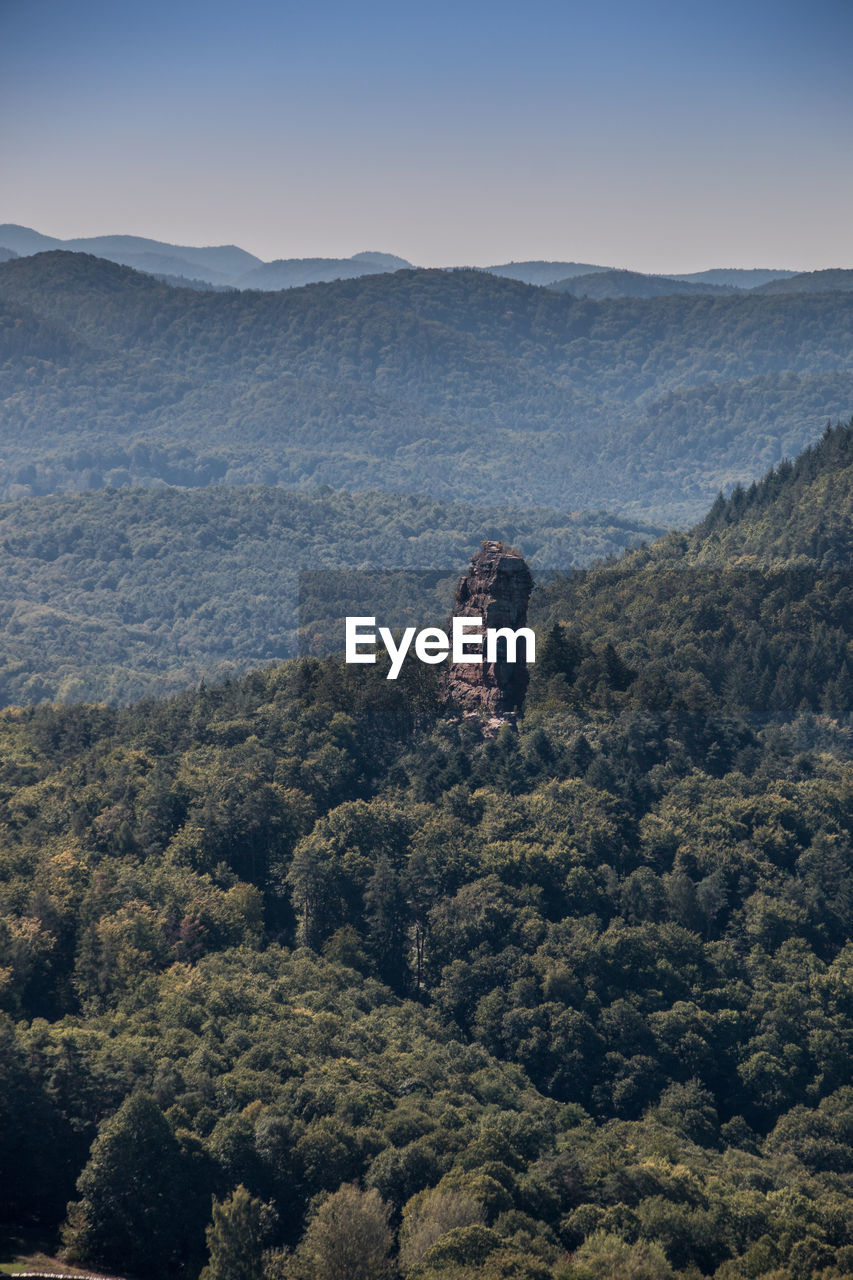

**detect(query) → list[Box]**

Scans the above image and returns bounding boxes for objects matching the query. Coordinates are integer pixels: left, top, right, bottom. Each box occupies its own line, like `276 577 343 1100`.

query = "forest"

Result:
2 252 853 521
1 422 852 1279
0 486 657 706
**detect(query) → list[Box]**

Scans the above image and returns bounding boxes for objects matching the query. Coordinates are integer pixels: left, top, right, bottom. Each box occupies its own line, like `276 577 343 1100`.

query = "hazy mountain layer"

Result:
755 268 853 294
2 251 853 522
482 259 610 284
667 267 797 288
1 226 801 291
0 225 414 290
550 269 738 298
237 252 413 289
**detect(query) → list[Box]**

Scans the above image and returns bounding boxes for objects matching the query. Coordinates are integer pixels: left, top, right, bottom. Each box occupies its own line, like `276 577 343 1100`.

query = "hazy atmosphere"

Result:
4 0 852 269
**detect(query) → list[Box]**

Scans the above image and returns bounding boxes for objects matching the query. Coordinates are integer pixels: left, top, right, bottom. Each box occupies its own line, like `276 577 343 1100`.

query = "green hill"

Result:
531 418 853 729
3 252 853 522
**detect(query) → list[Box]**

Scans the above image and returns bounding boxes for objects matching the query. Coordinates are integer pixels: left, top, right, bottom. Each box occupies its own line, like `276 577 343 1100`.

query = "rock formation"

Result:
445 541 533 716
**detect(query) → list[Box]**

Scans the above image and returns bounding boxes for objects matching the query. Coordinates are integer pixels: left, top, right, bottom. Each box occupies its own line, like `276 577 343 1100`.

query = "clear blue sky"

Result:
3 0 851 269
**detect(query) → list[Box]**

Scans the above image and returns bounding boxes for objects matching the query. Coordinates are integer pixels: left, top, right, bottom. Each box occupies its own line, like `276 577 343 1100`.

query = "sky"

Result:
3 0 852 271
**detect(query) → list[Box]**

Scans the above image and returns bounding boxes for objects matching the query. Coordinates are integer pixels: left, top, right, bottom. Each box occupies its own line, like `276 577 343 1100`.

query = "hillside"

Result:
532 418 853 729
239 252 413 289
1 428 852 1279
484 260 610 284
3 252 853 522
550 269 737 298
0 223 261 284
668 268 796 288
689 417 853 563
756 268 853 295
0 485 657 706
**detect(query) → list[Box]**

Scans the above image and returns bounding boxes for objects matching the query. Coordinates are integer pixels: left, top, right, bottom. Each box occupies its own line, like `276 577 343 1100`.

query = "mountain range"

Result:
0 224 806 292
2 249 853 523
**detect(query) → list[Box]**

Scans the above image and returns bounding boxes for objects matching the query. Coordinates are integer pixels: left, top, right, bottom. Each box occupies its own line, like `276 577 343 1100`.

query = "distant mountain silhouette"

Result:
0 225 412 290
484 260 611 285
666 267 797 288
0 224 259 284
550 269 738 298
755 268 853 294
2 249 853 523
236 252 412 289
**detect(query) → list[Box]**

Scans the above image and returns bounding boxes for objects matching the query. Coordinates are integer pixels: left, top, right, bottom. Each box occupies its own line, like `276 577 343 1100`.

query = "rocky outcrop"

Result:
445 541 533 716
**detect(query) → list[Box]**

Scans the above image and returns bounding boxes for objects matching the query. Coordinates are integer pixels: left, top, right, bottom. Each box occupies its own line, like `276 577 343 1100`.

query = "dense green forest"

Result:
1 424 852 1279
0 485 657 705
2 252 852 521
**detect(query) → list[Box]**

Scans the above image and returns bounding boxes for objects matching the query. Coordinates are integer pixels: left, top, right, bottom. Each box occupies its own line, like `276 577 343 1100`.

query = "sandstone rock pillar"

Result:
445 541 533 715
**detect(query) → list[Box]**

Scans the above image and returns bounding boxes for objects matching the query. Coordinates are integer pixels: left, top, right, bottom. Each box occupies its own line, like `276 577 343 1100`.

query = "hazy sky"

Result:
3 0 852 270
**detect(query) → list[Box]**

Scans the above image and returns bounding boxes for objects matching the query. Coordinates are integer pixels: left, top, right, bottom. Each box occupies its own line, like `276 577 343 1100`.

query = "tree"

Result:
565 1230 676 1280
399 1186 486 1274
62 1092 205 1279
364 855 410 991
294 1183 393 1280
200 1184 275 1280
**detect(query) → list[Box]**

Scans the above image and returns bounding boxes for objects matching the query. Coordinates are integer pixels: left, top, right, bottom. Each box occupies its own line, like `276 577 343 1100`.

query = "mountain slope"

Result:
485 259 610 284
756 268 853 295
236 252 412 289
0 224 413 290
667 267 796 288
532 418 853 727
0 223 261 283
3 251 853 522
551 268 738 298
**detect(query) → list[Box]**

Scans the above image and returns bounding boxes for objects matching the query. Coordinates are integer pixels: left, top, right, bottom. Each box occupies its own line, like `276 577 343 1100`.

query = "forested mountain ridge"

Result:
0 484 658 706
666 268 796 289
755 269 853 295
482 260 610 284
1 427 853 1279
0 226 800 291
239 251 413 290
690 417 853 564
0 225 414 289
0 223 261 283
531 418 853 731
2 252 853 521
550 270 737 298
